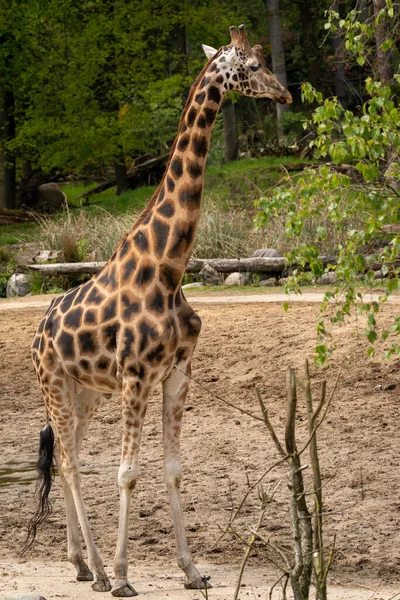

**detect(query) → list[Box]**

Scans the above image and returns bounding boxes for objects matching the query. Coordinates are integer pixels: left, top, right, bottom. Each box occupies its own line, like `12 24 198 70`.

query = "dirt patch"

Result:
0 300 399 597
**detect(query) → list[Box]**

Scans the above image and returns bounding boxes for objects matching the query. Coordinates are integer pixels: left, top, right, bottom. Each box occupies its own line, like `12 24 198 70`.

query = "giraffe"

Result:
28 24 292 597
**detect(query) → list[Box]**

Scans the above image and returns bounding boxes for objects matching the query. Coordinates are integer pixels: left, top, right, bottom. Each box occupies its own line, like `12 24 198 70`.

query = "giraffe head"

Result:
202 24 292 105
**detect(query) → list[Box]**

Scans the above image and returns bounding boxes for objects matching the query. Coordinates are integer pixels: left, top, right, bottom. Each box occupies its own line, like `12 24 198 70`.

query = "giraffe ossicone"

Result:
27 25 291 597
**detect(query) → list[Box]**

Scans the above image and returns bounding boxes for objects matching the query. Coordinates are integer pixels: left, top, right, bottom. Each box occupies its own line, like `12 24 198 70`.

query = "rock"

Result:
317 272 337 285
373 271 386 280
34 250 64 264
3 596 47 600
14 246 40 268
259 277 278 287
252 248 282 258
34 182 67 212
224 272 249 286
199 264 221 286
182 282 203 290
6 273 31 297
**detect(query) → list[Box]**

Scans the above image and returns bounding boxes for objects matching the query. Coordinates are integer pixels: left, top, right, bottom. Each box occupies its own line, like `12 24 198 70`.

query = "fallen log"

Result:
27 262 105 275
25 256 338 276
0 207 35 225
78 154 169 200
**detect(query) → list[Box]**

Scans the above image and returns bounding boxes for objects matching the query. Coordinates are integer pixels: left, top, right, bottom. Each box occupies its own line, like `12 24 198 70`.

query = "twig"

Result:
247 527 292 570
174 365 264 422
269 572 290 600
297 368 340 458
256 389 286 457
233 509 265 600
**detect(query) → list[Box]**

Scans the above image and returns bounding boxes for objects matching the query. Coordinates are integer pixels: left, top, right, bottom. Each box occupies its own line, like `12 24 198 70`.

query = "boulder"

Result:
259 277 278 287
33 250 64 264
6 273 31 297
199 264 221 286
317 272 337 285
224 272 249 286
252 248 282 258
34 183 67 212
3 596 47 600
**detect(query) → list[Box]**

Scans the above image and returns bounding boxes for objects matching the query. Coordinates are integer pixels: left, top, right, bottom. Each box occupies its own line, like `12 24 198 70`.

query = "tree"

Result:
0 89 16 209
266 0 289 124
256 3 400 363
221 99 239 161
373 0 394 84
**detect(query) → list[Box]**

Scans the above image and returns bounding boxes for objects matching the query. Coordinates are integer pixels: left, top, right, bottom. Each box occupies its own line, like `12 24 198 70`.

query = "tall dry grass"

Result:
38 198 270 261
38 192 345 263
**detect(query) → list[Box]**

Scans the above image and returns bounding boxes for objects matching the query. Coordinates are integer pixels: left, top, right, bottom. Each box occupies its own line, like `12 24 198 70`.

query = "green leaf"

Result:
366 329 378 344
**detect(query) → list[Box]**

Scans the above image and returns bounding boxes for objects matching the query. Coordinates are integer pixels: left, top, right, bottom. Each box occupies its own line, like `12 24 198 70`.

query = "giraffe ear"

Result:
202 44 218 59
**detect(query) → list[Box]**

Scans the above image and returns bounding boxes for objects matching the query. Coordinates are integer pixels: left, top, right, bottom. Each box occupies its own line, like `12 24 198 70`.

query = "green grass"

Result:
0 222 40 246
204 155 309 209
61 182 156 214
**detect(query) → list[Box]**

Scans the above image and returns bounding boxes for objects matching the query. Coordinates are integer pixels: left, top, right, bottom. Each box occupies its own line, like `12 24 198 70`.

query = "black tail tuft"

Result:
21 424 55 555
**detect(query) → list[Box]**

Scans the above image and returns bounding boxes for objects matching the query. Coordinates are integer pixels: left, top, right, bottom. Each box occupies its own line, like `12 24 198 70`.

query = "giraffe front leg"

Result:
112 382 150 597
162 362 212 590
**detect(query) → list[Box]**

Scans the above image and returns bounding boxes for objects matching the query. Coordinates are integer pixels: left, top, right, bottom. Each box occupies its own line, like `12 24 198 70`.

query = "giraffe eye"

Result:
250 64 260 72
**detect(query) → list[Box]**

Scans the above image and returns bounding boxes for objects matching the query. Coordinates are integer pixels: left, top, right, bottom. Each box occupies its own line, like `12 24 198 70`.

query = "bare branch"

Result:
269 573 290 600
297 369 340 458
233 510 265 600
175 365 264 422
213 455 288 548
247 527 292 570
256 389 286 457
285 367 297 455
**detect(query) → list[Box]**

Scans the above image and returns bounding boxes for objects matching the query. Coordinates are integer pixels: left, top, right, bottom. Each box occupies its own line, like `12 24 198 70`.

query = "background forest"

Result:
2 0 397 206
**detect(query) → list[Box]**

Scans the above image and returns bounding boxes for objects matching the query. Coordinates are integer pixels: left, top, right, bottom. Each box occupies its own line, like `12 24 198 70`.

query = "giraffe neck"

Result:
157 72 225 263
117 64 227 296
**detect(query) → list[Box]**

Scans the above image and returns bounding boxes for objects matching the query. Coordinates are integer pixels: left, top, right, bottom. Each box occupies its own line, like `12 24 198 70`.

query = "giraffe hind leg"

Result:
52 388 102 582
49 384 110 591
54 441 93 581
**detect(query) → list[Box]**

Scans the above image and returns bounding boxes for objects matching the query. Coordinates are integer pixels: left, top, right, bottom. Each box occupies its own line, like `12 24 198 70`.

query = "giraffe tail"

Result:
21 424 55 555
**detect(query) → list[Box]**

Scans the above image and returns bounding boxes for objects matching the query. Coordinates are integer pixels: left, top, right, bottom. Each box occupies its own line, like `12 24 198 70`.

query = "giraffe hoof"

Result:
92 577 112 592
111 582 138 597
184 577 212 590
77 569 94 581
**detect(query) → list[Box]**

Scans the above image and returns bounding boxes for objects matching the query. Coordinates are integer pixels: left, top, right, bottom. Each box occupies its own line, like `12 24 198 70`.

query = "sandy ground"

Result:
0 295 400 599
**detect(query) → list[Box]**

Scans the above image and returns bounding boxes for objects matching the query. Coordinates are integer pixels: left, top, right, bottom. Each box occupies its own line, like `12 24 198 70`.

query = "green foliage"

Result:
0 252 16 298
1 0 273 177
325 1 397 68
257 6 400 364
29 271 68 296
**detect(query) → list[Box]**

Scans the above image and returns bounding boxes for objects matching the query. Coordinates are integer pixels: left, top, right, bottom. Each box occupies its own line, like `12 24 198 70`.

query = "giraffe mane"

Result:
128 47 224 234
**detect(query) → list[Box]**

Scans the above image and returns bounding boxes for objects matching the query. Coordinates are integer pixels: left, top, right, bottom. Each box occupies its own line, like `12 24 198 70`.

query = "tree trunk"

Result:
176 23 191 77
266 0 289 124
114 154 129 196
221 99 238 162
331 0 348 108
373 0 393 85
0 89 16 209
358 0 369 23
298 0 321 89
